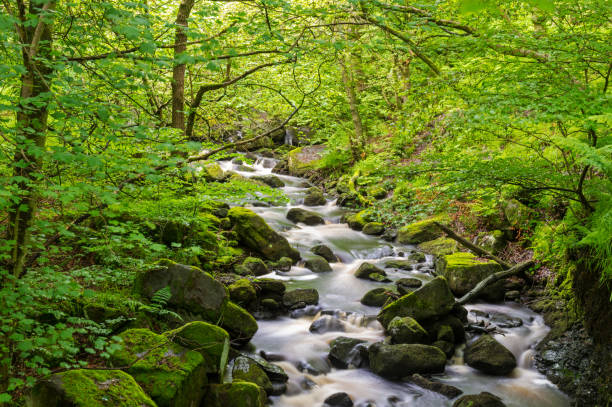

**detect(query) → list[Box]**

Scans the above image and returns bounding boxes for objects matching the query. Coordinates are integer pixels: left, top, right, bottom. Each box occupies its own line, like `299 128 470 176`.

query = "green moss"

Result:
29 369 156 407
218 301 258 345
363 222 385 235
165 321 230 376
397 215 448 245
228 278 257 307
203 382 266 407
436 252 504 301
202 163 227 182
417 237 459 257
287 145 325 176
232 356 272 395
111 329 207 407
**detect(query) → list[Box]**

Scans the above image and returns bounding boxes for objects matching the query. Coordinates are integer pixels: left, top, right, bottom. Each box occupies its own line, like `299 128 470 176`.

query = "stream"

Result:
219 157 571 407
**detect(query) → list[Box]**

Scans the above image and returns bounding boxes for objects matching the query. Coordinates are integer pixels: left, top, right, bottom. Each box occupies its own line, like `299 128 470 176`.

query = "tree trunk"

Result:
339 53 365 159
171 0 196 131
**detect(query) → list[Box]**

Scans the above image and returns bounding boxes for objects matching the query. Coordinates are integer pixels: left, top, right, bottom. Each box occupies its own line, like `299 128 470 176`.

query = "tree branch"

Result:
457 261 534 305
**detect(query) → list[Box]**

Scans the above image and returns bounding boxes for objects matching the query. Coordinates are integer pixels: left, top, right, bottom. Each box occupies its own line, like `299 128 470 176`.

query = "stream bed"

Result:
220 157 571 407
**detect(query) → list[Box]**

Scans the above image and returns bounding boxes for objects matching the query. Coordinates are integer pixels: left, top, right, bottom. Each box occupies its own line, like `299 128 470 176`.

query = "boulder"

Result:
362 222 384 236
328 337 369 368
28 369 156 407
381 228 398 242
304 255 333 273
377 277 456 328
397 216 446 245
453 392 506 407
345 211 371 231
368 342 446 379
435 252 504 302
253 278 286 302
287 145 325 176
241 353 289 383
422 315 465 344
251 175 285 188
407 251 426 263
283 288 319 308
165 321 230 375
354 263 387 281
110 329 208 407
475 230 506 254
309 315 346 334
136 261 227 321
502 199 534 229
232 356 273 395
286 208 325 226
418 237 459 257
395 278 422 295
433 340 455 358
323 392 354 407
228 279 257 308
202 162 227 182
336 193 360 208
219 301 258 345
310 244 337 262
407 374 463 399
270 256 293 272
385 259 417 270
464 335 517 376
304 187 326 206
360 287 397 307
366 185 387 200
236 257 268 276
228 207 300 262
204 382 266 407
387 317 429 344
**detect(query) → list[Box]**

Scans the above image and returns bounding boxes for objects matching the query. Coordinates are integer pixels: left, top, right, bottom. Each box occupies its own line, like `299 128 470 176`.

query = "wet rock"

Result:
377 277 456 328
232 356 273 395
329 336 369 368
297 358 331 375
470 310 523 329
363 222 385 236
304 187 327 206
395 278 423 295
345 210 373 231
397 216 446 245
407 374 463 399
270 382 287 396
337 193 361 208
355 263 388 281
290 305 322 318
28 369 157 407
304 255 333 273
202 162 228 182
309 315 347 334
387 316 429 344
360 287 397 307
270 256 293 272
385 260 416 270
229 207 300 262
464 335 517 375
286 208 325 226
219 301 259 345
253 278 286 302
505 290 520 301
381 228 398 242
451 303 469 323
369 273 391 282
288 145 325 176
452 392 506 407
323 392 354 407
283 288 319 308
251 174 285 188
261 298 280 311
423 315 465 344
368 342 446 379
204 382 266 407
242 353 289 383
432 340 455 358
311 244 337 262
236 257 268 276
435 252 504 302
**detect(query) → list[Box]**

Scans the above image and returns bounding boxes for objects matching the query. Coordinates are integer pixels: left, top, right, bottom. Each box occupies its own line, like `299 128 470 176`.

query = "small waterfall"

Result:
284 127 295 145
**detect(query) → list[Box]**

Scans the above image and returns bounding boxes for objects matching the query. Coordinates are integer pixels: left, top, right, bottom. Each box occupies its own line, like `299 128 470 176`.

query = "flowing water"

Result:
219 157 570 407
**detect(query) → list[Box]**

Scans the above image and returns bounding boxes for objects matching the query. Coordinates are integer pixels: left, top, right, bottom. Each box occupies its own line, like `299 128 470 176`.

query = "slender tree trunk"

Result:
339 53 365 158
171 0 195 131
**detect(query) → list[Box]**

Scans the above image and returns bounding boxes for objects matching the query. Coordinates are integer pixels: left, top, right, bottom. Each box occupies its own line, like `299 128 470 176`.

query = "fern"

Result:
151 286 172 308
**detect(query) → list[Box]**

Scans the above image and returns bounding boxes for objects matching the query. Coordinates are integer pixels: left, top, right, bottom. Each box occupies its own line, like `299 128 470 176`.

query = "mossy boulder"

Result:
228 279 257 308
283 288 319 308
228 207 300 262
110 329 207 407
287 145 325 176
303 187 326 206
136 261 227 322
397 216 447 245
328 336 369 369
354 262 387 281
453 392 507 407
310 244 336 262
202 162 227 182
362 222 385 236
385 259 418 270
28 369 156 407
395 278 423 295
360 287 397 307
252 278 286 302
418 237 459 257
165 321 230 376
251 175 284 188
203 382 266 407
345 210 374 231
286 207 325 226
304 255 332 273
218 301 258 345
366 185 387 200
269 256 293 272
368 342 446 379
236 257 268 276
475 230 507 254
377 277 455 328
387 316 429 344
232 356 273 395
436 252 504 302
502 199 534 229
464 335 517 376
422 315 465 345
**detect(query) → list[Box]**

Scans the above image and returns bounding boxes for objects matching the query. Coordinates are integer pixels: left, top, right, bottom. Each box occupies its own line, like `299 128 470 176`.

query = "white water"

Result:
222 157 570 407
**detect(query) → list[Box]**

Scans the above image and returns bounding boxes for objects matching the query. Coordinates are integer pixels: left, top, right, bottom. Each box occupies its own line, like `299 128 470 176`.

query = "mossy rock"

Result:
202 163 227 182
464 335 517 376
228 279 257 308
304 255 332 273
377 277 455 328
237 257 268 277
252 278 286 302
232 356 273 395
218 301 258 345
395 278 423 295
475 230 507 254
110 329 207 407
368 342 446 379
422 315 465 344
355 262 386 281
453 392 506 407
203 382 266 407
366 185 387 200
387 316 429 344
251 175 285 188
502 199 534 229
165 321 230 376
363 222 385 236
283 288 319 308
286 208 325 226
397 216 448 245
28 369 156 407
360 287 397 307
287 145 325 176
345 210 375 231
385 259 418 270
228 207 300 262
435 252 504 302
303 187 326 206
328 337 369 369
418 237 459 257
269 256 293 272
310 244 336 262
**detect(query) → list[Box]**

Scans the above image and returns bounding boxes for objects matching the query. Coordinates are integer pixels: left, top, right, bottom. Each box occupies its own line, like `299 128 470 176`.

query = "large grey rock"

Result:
464 335 517 376
328 337 369 368
304 255 332 273
304 187 326 206
368 342 446 379
310 244 337 262
232 356 273 395
286 208 325 226
283 288 319 308
309 315 346 334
